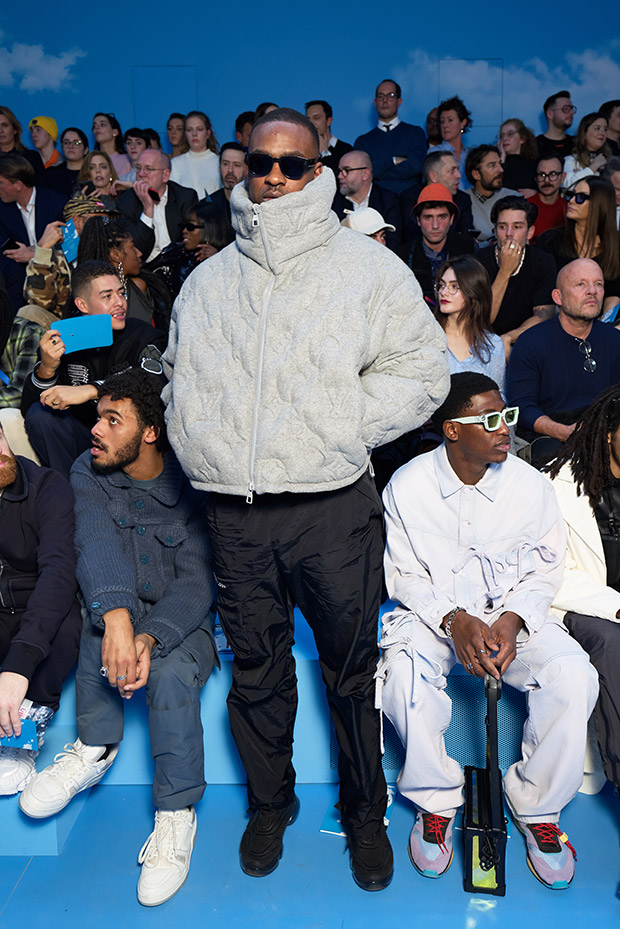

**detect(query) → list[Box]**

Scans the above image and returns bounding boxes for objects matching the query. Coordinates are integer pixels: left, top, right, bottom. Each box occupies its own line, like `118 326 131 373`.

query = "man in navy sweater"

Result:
354 79 427 195
507 258 620 467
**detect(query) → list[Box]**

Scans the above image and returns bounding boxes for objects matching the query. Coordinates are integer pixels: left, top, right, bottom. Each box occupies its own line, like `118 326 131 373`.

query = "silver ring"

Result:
99 666 109 678
479 649 487 654
466 662 474 671
117 674 127 681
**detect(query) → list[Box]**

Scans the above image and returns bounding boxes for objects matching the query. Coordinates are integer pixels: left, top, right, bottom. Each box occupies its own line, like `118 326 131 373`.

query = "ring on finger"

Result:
479 648 487 654
117 674 127 681
100 666 109 678
466 662 474 671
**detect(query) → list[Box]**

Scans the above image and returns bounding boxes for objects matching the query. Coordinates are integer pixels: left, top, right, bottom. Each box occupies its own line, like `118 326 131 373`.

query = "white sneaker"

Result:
137 807 197 906
0 748 38 795
19 738 118 818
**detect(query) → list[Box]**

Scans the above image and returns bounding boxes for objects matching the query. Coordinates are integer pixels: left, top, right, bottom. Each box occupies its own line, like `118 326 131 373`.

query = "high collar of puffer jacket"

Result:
230 167 340 274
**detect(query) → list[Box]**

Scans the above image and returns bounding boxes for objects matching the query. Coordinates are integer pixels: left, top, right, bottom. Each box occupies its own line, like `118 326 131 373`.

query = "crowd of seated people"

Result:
0 83 620 908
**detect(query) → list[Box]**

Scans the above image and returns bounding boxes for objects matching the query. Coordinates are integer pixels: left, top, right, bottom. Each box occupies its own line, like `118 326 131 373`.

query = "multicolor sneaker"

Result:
408 812 454 878
515 821 576 889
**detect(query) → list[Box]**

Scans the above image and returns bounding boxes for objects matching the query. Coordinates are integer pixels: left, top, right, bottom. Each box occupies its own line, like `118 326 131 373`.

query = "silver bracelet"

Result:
444 606 465 639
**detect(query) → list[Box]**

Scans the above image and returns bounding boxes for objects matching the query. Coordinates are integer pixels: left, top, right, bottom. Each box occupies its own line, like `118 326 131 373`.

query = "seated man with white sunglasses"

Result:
377 372 597 891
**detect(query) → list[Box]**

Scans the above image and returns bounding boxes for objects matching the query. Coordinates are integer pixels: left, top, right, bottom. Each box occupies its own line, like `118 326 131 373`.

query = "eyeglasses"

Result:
338 166 366 177
63 139 84 148
245 152 318 180
435 280 461 295
564 190 590 204
553 104 577 114
375 92 398 101
136 164 164 175
451 408 519 431
576 339 596 373
499 129 518 139
535 170 562 181
182 222 205 231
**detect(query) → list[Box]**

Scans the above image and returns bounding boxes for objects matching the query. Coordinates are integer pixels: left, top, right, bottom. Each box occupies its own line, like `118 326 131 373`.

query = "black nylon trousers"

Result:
564 611 620 788
206 471 388 838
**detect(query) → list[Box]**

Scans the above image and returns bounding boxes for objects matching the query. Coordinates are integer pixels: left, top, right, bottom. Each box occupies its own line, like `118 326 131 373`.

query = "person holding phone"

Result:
21 260 166 478
116 149 196 264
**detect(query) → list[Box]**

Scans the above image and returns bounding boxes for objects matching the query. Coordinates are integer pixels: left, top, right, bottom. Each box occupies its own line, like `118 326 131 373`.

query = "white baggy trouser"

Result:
376 611 599 823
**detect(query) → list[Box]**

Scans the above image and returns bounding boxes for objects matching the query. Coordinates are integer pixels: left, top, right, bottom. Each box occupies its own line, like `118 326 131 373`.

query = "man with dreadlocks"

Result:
547 384 620 799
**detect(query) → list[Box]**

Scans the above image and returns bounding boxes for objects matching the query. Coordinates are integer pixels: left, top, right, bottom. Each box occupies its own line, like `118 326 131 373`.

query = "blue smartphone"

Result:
55 315 113 354
61 218 80 264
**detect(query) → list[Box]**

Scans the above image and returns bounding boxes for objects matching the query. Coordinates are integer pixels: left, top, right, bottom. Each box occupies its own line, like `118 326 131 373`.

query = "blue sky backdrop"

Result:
1 3 618 150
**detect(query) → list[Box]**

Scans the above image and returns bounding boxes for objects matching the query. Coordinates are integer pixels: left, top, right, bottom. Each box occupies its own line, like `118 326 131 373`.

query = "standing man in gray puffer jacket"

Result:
163 107 449 892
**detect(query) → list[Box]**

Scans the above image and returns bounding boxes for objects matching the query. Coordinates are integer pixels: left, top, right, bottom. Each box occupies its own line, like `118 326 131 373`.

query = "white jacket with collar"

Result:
550 463 620 622
162 168 449 497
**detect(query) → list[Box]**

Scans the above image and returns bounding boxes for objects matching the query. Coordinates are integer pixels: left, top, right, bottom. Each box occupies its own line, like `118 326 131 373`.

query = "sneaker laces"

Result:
528 823 577 861
45 742 101 790
422 814 451 854
138 810 192 868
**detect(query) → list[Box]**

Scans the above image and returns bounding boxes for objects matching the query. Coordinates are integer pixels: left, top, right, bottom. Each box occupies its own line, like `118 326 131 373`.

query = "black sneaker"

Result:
239 795 300 876
348 826 394 891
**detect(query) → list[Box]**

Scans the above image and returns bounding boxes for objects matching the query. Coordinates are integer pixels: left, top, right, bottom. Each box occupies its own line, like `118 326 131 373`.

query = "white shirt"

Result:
346 182 372 211
170 149 221 198
17 188 37 247
140 186 171 262
383 444 566 636
378 117 401 132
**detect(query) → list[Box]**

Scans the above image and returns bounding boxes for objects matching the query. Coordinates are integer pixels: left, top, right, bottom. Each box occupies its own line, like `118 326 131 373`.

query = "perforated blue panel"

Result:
330 669 527 777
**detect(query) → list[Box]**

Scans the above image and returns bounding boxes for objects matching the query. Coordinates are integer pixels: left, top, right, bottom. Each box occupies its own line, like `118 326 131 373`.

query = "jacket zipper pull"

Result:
246 482 255 504
251 204 260 228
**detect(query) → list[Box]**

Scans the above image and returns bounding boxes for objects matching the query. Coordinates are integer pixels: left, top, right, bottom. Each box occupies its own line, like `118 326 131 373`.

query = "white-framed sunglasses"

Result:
451 407 519 432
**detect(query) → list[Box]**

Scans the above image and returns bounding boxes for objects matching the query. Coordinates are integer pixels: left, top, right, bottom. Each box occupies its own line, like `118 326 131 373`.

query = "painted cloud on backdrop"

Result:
0 43 86 92
352 47 620 138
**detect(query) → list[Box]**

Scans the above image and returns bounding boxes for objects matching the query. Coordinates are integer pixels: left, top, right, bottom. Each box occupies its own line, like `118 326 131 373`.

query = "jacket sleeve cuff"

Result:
501 593 547 634
1 642 46 681
87 591 140 627
32 245 54 267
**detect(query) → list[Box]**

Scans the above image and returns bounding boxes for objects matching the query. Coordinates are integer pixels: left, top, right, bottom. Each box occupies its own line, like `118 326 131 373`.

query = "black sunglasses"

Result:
182 222 205 231
245 152 318 181
564 190 590 204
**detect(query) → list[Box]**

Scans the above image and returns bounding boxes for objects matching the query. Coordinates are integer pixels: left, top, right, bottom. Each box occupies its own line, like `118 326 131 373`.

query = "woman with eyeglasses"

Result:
92 112 131 178
149 201 234 299
39 128 90 199
167 113 188 158
433 255 506 393
497 118 539 195
428 96 473 190
77 151 119 209
563 113 611 188
537 175 620 313
546 384 620 801
170 110 221 198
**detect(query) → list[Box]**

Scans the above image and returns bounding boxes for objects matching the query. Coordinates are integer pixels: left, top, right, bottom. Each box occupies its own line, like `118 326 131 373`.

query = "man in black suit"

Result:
332 150 401 251
305 100 352 176
0 154 67 311
116 149 196 264
210 142 246 223
400 184 476 305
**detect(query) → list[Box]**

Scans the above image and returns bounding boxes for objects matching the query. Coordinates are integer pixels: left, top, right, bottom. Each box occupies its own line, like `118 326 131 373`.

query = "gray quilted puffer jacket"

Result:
162 168 449 498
